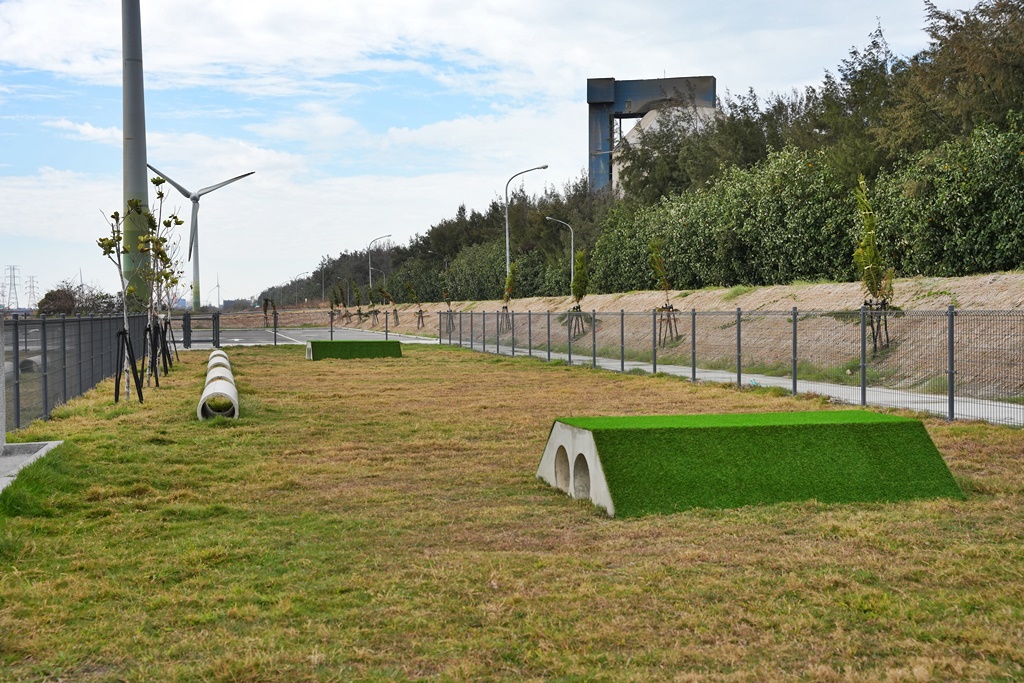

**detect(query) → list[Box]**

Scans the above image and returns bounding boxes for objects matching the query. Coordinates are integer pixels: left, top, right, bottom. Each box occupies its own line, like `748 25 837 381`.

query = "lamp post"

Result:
291 272 309 306
368 234 391 291
545 216 574 292
504 165 547 276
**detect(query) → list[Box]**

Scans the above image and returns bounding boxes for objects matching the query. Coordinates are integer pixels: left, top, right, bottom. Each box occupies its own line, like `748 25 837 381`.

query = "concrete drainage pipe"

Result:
197 350 239 420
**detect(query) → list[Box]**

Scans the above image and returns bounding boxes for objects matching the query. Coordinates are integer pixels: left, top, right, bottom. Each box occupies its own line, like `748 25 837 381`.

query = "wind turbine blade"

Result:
147 163 193 199
188 201 200 261
196 171 255 196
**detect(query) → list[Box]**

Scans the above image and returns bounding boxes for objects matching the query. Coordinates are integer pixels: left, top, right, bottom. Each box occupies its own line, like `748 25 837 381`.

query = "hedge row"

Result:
592 120 1024 292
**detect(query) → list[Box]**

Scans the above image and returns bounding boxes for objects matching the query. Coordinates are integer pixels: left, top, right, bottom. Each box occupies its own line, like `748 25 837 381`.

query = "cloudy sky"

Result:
0 0 965 305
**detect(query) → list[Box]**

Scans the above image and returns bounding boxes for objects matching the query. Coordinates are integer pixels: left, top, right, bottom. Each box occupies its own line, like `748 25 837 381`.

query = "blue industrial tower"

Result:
588 76 716 192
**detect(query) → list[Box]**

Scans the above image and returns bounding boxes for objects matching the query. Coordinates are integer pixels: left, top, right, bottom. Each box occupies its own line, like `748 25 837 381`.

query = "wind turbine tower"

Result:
147 164 254 312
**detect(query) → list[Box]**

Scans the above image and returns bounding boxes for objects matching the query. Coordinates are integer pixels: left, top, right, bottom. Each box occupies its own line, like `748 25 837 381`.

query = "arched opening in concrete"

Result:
554 446 570 493
573 453 591 499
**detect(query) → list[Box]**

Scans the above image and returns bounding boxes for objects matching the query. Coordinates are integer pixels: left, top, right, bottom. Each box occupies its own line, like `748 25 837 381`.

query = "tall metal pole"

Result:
122 0 150 304
544 217 574 291
368 234 391 292
1 317 6 452
504 165 547 276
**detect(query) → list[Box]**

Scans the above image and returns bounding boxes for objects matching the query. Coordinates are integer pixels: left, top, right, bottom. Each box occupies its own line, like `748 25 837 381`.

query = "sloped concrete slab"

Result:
1 441 64 493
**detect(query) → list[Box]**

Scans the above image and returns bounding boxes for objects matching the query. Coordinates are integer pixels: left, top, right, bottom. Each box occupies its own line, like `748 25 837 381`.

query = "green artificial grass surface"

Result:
559 410 912 431
306 340 402 360
558 410 964 517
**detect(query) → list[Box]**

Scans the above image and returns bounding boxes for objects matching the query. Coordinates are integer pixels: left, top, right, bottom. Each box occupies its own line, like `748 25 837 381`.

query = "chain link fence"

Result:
3 313 147 430
438 307 1024 427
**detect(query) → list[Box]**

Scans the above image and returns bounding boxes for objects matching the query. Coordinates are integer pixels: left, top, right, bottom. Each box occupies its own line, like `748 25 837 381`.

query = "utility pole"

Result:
122 0 151 304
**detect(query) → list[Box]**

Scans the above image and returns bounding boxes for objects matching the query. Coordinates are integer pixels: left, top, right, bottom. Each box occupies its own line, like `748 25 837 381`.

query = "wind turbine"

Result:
212 273 221 310
147 163 254 311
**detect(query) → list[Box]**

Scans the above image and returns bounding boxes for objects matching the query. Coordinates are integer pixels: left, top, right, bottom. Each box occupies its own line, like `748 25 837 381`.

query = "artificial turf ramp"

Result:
305 340 402 360
537 410 964 517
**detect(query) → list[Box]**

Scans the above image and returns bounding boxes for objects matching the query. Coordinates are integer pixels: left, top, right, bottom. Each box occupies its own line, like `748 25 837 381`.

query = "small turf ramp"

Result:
306 340 402 360
537 410 964 518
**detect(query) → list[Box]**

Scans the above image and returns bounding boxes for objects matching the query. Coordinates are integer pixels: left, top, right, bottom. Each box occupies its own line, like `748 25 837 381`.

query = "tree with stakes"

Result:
407 284 425 329
97 201 146 403
569 249 590 338
853 175 895 355
650 238 680 346
499 262 516 333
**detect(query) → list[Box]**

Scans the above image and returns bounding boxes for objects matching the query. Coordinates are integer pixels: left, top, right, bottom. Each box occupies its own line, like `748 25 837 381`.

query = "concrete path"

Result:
183 326 437 349
0 442 62 493
461 337 1024 428
173 325 1024 427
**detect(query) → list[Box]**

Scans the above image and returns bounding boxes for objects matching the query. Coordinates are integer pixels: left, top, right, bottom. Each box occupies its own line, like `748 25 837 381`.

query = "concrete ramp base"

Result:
538 410 964 518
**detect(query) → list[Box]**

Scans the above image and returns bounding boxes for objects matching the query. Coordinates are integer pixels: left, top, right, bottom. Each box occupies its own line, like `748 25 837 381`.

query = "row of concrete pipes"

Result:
198 350 239 420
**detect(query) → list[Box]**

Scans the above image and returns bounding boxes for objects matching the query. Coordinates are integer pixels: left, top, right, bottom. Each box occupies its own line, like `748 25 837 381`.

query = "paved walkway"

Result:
0 441 62 493
455 337 1024 428
180 326 1024 427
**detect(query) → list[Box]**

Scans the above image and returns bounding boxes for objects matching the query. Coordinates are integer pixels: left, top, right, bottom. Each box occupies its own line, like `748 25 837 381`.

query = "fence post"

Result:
183 311 192 349
860 305 867 407
947 305 955 421
592 310 597 369
213 312 221 348
528 311 532 357
459 310 463 347
61 314 68 404
470 311 474 350
736 308 742 386
41 314 49 419
77 314 83 398
12 315 20 428
438 312 443 345
546 310 550 362
691 308 697 382
511 311 515 356
273 310 279 346
330 309 334 341
620 309 625 372
482 311 486 353
495 310 500 354
792 306 798 395
651 309 657 374
385 311 389 340
568 310 573 366
89 315 95 388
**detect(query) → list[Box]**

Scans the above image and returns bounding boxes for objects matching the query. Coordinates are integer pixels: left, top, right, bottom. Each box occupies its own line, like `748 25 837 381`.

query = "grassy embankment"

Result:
1 344 1022 681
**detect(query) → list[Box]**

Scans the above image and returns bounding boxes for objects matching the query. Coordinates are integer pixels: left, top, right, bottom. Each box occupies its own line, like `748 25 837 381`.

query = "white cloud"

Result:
43 119 121 145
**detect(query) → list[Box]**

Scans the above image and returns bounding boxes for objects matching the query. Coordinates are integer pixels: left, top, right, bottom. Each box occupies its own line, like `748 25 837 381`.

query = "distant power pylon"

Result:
4 265 20 309
26 276 38 308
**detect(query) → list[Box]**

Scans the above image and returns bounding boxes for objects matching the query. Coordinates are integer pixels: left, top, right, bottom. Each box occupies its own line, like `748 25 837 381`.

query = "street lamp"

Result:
368 234 391 291
370 267 387 289
545 217 574 292
504 165 548 276
292 271 309 306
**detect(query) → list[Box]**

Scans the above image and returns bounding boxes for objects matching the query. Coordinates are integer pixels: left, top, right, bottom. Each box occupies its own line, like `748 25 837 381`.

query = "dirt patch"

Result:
219 272 1024 334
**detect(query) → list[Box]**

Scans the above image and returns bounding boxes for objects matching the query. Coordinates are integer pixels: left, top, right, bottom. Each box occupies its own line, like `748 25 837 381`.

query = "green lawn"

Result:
1 344 1022 681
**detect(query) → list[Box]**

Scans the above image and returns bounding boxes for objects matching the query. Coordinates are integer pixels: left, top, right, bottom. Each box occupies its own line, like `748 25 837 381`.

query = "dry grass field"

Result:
1 344 1022 681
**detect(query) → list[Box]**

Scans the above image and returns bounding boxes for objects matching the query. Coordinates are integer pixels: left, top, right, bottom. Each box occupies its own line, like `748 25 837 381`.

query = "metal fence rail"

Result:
3 313 147 430
438 306 1024 427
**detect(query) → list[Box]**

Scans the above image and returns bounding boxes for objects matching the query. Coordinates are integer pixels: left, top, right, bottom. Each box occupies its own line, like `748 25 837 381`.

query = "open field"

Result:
1 344 1023 681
